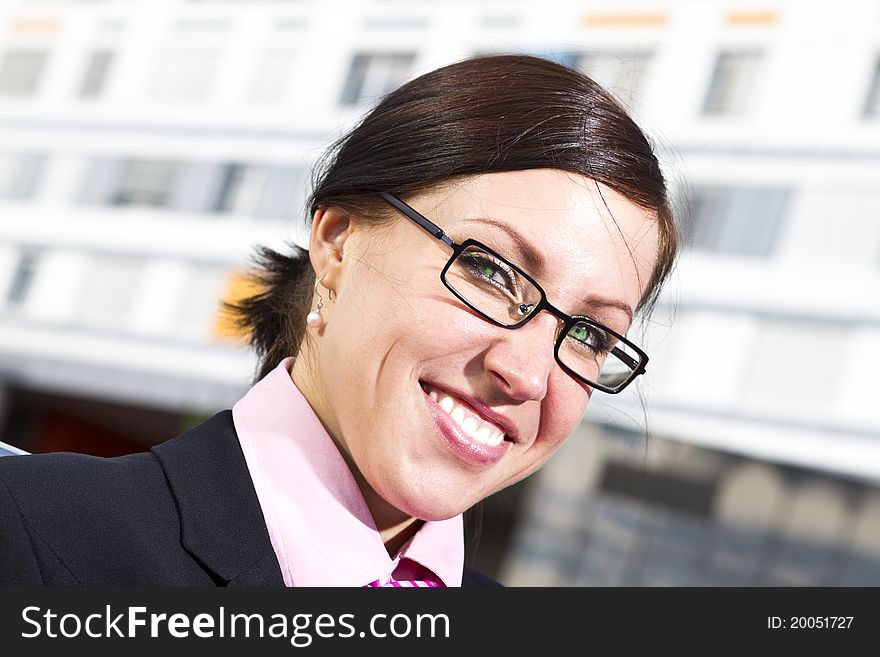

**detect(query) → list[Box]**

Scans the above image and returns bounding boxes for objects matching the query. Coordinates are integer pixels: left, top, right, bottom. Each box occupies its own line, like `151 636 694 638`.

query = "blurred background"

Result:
1 0 879 586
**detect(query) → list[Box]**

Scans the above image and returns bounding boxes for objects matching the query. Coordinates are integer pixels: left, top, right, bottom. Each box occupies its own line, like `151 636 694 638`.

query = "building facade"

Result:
1 0 879 584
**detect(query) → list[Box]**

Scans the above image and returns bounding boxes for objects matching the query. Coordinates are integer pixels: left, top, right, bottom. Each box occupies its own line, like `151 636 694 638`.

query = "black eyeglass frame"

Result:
378 192 649 394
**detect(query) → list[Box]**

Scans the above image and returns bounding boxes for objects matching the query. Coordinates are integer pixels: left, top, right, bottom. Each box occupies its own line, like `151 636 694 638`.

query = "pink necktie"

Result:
365 558 443 587
364 577 441 588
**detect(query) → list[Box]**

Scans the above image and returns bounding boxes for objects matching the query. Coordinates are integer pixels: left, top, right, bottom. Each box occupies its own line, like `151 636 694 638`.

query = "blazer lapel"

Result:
151 411 284 587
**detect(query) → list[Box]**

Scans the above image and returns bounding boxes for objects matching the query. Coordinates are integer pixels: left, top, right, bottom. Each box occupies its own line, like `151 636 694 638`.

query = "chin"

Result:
414 507 468 523
387 485 475 522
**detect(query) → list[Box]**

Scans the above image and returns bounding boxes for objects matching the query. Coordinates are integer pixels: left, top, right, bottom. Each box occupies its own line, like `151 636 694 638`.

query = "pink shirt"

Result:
232 357 464 587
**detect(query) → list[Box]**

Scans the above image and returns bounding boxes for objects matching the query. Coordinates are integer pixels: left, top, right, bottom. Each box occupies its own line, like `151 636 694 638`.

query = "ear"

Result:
307 206 354 292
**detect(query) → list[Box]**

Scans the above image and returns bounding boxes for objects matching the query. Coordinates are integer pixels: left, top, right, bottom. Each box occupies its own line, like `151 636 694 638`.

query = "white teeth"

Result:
450 405 466 425
475 425 492 444
424 383 508 447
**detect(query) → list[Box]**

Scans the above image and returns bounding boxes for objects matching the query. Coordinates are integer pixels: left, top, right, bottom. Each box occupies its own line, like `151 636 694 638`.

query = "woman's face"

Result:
298 169 660 522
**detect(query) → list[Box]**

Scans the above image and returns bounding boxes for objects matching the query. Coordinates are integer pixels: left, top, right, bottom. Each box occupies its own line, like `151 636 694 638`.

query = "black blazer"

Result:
0 411 500 587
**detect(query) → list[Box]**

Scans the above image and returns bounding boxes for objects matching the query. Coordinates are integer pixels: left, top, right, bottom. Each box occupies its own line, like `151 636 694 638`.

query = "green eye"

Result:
458 252 518 295
571 325 590 342
568 323 612 356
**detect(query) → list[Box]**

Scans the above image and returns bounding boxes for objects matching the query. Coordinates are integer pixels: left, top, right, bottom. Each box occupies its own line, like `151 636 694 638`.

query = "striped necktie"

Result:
364 577 441 588
364 557 443 587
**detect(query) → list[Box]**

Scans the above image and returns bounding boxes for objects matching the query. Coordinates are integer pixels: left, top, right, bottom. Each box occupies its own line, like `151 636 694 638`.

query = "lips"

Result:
419 382 511 467
419 381 518 444
420 385 503 449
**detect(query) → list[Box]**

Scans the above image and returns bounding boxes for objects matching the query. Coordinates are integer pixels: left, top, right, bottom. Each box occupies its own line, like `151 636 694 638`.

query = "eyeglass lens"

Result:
442 243 637 389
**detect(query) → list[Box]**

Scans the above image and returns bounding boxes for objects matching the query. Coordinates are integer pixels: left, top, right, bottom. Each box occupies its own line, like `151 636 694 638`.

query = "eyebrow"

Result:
581 296 634 324
460 217 546 274
459 216 634 323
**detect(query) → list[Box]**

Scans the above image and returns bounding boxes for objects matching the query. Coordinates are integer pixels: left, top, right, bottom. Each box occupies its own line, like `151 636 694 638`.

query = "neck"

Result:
360 483 424 557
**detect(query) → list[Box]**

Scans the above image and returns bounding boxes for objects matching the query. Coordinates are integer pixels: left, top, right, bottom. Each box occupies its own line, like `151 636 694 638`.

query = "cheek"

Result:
540 373 592 446
321 274 452 404
324 266 419 362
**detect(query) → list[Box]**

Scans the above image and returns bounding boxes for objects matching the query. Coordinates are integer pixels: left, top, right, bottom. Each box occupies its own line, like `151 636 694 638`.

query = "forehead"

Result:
413 169 660 317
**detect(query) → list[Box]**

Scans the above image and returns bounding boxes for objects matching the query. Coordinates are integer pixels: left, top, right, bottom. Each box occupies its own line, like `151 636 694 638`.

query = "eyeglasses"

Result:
378 192 648 394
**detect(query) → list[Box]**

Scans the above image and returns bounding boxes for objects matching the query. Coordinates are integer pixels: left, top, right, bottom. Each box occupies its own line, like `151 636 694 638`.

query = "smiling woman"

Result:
0 54 678 587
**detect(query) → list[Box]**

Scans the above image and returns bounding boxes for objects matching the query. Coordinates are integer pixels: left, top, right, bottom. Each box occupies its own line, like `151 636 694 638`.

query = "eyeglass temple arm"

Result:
379 192 456 248
613 347 639 370
610 345 646 374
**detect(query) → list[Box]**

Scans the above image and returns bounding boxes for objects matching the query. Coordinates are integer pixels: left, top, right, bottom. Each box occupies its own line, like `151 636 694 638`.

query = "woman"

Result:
0 54 677 586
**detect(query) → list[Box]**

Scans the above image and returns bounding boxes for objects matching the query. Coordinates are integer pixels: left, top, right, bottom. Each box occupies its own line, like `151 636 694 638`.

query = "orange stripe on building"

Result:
213 270 262 343
10 17 62 33
584 13 667 28
726 12 777 26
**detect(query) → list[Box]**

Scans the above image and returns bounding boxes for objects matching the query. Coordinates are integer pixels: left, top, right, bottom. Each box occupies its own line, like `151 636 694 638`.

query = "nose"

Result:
483 311 559 402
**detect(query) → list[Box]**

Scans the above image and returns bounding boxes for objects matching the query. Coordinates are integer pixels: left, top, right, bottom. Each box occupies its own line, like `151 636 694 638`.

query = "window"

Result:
246 49 297 103
77 157 302 216
177 264 228 341
214 164 253 214
863 55 880 118
574 50 653 107
361 17 430 30
600 461 717 517
214 163 303 218
0 49 48 97
170 161 234 214
702 50 763 116
339 52 415 105
79 158 220 212
150 48 220 103
741 320 845 417
5 248 40 306
76 255 142 331
78 50 114 98
111 159 181 208
479 15 520 29
0 152 45 200
685 185 788 257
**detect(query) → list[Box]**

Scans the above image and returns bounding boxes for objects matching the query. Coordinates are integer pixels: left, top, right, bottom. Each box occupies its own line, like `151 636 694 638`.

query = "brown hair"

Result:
227 54 678 381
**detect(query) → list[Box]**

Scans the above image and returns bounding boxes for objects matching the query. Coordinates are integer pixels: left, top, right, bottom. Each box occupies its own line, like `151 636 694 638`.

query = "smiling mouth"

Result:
419 381 512 447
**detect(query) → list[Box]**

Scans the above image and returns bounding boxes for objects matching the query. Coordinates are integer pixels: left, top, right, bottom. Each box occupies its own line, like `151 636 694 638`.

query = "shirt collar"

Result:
232 357 464 587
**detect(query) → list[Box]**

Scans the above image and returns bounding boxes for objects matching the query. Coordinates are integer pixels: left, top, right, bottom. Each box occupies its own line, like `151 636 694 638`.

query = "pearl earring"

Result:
306 275 327 328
